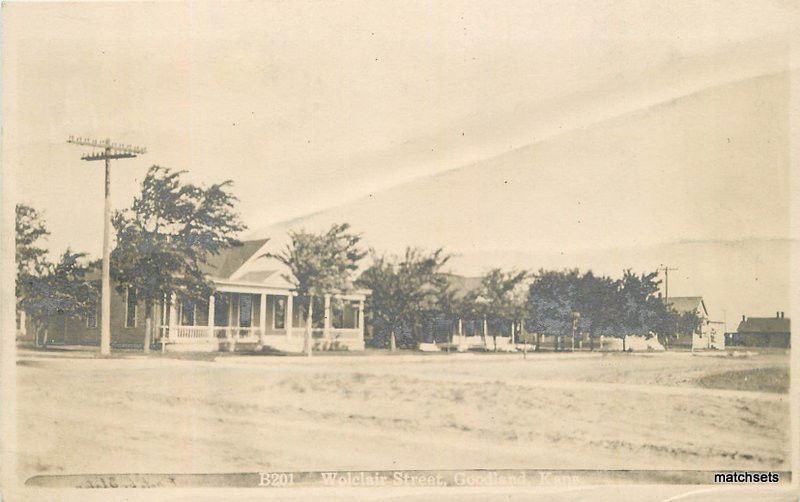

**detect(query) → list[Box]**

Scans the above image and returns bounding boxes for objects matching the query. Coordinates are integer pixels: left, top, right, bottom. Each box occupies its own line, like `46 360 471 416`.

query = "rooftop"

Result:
441 273 483 299
199 238 269 279
737 315 790 334
665 296 708 317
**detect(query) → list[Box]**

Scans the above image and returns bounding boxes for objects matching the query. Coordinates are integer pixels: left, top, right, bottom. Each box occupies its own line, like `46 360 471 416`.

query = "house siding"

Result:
740 332 790 348
35 286 148 347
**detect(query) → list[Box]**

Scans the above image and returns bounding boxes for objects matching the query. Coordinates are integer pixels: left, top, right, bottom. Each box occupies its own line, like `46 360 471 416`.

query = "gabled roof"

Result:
665 296 708 317
737 317 790 334
199 239 269 279
442 273 483 299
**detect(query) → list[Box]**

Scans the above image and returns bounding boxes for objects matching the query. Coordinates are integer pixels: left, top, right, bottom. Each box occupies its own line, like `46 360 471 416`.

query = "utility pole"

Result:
67 136 146 355
658 264 678 302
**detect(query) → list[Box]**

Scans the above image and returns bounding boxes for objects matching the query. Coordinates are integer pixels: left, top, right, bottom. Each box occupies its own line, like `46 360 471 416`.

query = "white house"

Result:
158 238 369 353
665 296 724 350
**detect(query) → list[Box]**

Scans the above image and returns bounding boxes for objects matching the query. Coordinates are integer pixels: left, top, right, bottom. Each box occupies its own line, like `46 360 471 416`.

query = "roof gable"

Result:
442 273 483 299
665 296 707 317
199 239 269 279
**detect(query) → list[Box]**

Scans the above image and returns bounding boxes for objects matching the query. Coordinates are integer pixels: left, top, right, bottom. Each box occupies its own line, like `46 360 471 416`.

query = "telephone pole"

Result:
658 264 678 302
67 136 146 355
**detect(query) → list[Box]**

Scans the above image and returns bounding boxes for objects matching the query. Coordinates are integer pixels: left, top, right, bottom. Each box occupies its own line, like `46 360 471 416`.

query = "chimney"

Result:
781 311 784 319
776 311 780 318
742 315 746 322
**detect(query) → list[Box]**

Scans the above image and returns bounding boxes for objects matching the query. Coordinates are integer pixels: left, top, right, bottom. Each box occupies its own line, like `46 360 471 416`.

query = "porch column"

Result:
323 294 332 340
285 294 293 338
168 293 178 342
208 294 215 341
458 318 463 346
19 310 27 337
229 293 237 352
259 293 267 345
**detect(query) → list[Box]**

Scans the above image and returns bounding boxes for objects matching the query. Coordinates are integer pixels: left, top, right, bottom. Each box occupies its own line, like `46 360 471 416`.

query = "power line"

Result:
67 136 146 355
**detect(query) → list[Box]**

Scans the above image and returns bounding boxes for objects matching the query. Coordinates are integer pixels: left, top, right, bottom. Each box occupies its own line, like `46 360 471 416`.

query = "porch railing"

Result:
158 325 217 344
158 325 363 346
159 326 266 343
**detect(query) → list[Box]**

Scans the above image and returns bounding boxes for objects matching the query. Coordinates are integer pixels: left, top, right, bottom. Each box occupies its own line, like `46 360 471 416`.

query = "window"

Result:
273 296 286 329
353 302 361 329
332 299 360 329
331 298 344 329
86 307 98 329
161 294 171 327
125 288 137 328
239 294 253 328
180 300 196 326
290 296 323 328
213 293 229 327
292 296 307 328
312 296 325 329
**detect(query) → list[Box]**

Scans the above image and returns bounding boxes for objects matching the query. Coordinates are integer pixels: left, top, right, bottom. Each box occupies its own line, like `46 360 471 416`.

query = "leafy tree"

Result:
527 269 578 347
357 248 449 351
15 204 50 311
111 165 246 350
526 269 632 351
268 223 366 355
676 309 702 337
19 251 98 347
658 307 702 348
468 268 528 350
575 271 622 350
617 270 674 350
433 274 478 345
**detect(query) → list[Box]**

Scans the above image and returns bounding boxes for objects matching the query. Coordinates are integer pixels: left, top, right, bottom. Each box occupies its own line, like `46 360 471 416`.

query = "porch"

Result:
156 285 366 353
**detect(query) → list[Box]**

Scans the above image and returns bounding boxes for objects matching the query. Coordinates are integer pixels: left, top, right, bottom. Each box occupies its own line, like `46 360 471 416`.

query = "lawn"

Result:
14 348 790 484
695 366 789 394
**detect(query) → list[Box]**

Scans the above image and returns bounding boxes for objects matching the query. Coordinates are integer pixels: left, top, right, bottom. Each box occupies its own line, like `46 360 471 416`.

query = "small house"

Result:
729 312 790 348
665 296 724 350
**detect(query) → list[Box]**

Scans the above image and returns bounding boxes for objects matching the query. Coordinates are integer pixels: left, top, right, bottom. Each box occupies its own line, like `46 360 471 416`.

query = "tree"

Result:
357 248 449 351
16 204 50 314
526 269 581 350
433 274 476 347
111 165 246 351
469 268 528 351
676 309 702 337
268 223 366 356
527 267 698 352
19 251 98 347
617 270 675 350
658 307 702 348
574 271 622 350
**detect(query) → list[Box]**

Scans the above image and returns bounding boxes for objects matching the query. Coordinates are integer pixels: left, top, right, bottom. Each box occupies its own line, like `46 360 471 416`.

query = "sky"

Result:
3 1 799 321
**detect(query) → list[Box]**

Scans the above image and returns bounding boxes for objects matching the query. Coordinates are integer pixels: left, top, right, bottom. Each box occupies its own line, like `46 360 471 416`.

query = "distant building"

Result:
727 312 790 348
664 296 724 350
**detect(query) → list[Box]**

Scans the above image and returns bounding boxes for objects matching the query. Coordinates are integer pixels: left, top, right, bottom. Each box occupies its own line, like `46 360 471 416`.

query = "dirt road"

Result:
14 349 789 483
